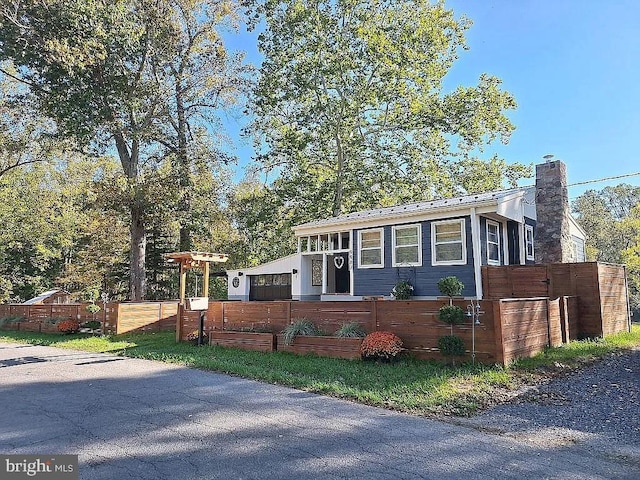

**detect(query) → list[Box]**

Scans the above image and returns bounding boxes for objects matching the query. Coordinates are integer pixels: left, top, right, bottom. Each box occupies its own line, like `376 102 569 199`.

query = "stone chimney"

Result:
534 159 573 263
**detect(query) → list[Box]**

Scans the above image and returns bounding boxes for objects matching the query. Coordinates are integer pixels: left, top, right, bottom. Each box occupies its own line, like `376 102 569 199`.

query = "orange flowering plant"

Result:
360 331 403 361
57 320 80 334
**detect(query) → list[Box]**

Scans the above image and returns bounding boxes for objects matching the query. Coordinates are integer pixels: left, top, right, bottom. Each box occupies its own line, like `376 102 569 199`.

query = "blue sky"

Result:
224 0 640 200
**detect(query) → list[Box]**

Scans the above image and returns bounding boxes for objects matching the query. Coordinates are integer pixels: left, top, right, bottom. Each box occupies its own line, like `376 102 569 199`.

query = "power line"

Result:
567 171 640 188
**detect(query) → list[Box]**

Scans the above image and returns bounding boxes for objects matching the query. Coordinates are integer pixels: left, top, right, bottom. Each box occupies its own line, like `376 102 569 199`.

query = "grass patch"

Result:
2 324 639 417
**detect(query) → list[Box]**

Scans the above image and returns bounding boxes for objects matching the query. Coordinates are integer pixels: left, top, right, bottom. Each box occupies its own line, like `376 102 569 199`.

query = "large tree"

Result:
148 0 250 251
573 184 640 316
249 0 530 224
0 0 246 299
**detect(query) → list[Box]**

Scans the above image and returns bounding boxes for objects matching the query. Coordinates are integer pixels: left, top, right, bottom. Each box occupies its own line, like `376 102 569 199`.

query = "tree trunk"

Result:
129 201 147 301
332 131 345 216
176 76 192 252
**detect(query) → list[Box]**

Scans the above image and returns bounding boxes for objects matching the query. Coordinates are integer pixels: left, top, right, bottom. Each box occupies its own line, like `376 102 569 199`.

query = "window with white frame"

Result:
432 219 466 265
486 220 500 265
525 224 535 261
358 228 384 268
392 224 421 266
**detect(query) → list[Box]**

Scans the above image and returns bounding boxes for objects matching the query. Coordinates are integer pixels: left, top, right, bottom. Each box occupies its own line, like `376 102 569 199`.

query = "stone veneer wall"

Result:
534 160 574 263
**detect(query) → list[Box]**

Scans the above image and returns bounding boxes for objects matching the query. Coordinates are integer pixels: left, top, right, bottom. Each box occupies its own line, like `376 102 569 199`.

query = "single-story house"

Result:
228 160 586 301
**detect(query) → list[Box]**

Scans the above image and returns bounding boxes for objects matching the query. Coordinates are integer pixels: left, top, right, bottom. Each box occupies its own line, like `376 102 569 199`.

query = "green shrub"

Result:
334 322 366 338
438 335 466 357
0 316 23 326
391 280 414 300
83 320 101 330
44 317 66 325
438 305 466 325
437 276 464 299
85 304 101 315
282 318 321 345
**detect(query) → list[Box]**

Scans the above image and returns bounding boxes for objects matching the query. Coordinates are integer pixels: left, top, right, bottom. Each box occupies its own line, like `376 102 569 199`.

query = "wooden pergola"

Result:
165 252 229 305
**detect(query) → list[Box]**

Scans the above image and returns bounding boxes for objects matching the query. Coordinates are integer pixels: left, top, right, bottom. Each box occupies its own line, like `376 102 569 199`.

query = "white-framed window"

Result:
525 224 535 261
392 224 422 267
432 219 466 265
358 228 384 268
486 220 500 266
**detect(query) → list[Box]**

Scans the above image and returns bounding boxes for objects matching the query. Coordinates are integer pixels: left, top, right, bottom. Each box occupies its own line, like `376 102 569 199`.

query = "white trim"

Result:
502 221 509 266
358 228 385 269
525 224 535 261
431 219 467 266
322 253 327 294
518 223 526 265
294 201 498 236
486 220 501 266
470 208 483 299
392 223 422 267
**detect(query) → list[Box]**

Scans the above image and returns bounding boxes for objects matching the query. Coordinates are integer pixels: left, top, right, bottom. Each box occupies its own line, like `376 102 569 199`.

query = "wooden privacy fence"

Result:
482 262 631 337
0 301 178 335
178 297 583 364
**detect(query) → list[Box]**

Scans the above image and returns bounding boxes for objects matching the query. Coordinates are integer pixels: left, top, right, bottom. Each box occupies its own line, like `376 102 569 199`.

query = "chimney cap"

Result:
543 154 555 163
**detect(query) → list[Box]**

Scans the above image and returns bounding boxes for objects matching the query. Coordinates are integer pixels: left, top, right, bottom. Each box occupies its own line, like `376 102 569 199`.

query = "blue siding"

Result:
353 216 477 297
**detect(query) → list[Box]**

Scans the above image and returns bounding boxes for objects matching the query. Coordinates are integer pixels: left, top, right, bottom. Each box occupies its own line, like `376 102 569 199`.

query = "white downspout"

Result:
470 207 483 299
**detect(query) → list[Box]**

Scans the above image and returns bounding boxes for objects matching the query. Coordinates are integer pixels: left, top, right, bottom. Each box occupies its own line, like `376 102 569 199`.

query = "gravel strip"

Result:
457 348 640 461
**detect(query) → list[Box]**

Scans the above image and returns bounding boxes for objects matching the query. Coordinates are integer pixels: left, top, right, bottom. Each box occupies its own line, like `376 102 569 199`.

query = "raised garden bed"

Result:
209 331 276 352
0 322 20 331
276 335 363 360
18 321 41 332
40 322 62 333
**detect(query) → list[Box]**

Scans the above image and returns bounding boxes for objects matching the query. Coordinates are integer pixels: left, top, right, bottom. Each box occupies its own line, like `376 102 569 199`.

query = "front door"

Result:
334 253 350 294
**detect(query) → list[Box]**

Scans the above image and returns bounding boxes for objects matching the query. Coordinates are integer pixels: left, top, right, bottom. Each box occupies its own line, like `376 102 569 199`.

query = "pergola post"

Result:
165 251 229 343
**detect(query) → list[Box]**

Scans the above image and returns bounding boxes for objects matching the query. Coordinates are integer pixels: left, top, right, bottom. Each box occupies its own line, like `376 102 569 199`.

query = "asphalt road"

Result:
1 342 638 480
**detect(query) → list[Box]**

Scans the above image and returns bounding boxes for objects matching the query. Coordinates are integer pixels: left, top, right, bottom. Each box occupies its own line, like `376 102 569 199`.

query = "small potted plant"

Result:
391 280 414 300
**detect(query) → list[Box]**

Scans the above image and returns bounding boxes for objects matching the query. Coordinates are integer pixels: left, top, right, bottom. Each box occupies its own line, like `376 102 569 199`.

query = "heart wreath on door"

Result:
333 256 345 269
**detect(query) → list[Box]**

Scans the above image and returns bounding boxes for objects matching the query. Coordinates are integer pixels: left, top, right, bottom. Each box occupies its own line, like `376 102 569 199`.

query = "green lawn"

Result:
2 324 639 417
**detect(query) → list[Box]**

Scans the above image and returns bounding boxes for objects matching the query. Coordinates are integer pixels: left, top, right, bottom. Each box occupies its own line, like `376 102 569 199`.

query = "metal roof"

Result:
294 188 528 232
23 289 66 305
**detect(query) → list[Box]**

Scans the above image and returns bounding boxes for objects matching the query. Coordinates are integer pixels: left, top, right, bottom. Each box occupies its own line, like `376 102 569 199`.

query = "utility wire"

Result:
567 171 640 187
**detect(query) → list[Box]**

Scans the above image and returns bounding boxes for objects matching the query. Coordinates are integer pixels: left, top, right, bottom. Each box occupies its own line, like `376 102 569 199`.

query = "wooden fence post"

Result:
492 300 505 365
176 304 182 342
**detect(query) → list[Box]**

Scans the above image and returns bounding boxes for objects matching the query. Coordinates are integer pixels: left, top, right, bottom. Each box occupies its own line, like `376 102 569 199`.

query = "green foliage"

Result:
437 335 466 357
437 276 464 298
573 185 640 316
282 318 321 345
438 305 466 325
83 320 102 330
334 322 366 338
85 304 101 315
0 316 23 326
391 280 414 300
44 317 66 325
249 0 530 221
